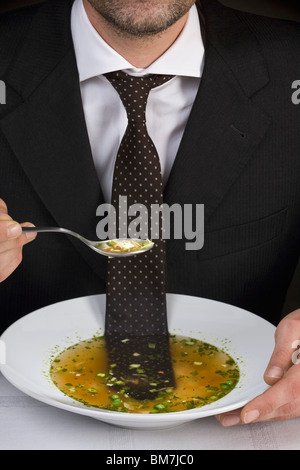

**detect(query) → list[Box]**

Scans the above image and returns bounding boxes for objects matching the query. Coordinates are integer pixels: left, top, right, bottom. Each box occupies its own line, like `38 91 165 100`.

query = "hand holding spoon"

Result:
22 227 154 258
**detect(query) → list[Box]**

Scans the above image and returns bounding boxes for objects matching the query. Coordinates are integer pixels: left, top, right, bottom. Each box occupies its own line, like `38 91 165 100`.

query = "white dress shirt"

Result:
71 0 205 203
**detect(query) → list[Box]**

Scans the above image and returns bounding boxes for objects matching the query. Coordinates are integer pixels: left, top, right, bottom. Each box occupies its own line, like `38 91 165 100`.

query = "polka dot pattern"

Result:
104 71 173 337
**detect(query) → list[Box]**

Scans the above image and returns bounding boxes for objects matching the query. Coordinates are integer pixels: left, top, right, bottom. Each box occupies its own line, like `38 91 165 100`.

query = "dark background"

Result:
1 0 300 20
0 0 299 317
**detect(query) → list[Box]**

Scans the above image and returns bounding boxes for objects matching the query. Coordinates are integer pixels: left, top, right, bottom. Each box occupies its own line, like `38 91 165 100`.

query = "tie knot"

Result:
104 71 173 122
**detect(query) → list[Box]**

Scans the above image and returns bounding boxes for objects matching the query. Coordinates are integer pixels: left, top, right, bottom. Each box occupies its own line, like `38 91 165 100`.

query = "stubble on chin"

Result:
85 0 196 37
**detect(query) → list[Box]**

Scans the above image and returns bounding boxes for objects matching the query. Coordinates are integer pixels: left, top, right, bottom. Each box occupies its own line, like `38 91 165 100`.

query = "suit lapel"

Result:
165 0 271 256
0 0 107 280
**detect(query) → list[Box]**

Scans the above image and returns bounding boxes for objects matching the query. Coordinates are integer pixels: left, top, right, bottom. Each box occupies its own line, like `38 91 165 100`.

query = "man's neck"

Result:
83 0 189 68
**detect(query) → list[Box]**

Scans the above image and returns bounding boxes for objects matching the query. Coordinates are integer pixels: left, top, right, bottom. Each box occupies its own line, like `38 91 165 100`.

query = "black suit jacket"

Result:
0 0 300 333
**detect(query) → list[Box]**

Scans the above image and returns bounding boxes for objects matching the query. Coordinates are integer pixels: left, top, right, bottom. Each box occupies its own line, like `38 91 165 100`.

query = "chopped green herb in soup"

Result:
50 335 239 413
96 239 154 253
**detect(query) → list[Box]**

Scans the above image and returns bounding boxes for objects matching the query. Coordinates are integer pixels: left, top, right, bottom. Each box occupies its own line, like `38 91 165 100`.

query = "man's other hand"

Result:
216 309 300 426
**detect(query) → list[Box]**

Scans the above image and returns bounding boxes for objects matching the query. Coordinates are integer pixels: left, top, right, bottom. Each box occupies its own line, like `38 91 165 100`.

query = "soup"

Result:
50 335 239 414
95 239 154 253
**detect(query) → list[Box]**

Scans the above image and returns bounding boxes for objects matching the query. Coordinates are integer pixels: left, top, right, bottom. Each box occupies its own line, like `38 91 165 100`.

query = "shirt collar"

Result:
71 0 204 82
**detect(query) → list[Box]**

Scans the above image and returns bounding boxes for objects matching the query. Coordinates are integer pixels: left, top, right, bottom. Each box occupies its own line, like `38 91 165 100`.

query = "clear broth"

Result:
50 335 239 414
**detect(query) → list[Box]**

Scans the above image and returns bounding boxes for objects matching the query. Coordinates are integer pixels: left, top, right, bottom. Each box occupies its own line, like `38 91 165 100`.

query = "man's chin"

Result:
84 0 196 38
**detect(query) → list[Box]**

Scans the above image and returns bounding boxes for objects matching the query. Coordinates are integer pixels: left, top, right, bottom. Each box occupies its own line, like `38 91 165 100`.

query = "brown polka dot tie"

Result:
103 71 175 399
104 71 173 337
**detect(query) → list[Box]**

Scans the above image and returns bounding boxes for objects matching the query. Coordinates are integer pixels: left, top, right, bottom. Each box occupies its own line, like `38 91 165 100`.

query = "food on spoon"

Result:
96 239 154 253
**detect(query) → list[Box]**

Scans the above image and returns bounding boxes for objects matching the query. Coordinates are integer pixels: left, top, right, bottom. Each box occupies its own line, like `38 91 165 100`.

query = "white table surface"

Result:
1 372 300 451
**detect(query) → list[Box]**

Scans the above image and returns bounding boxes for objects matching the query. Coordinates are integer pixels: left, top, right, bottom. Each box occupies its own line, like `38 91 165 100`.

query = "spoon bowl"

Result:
22 227 154 258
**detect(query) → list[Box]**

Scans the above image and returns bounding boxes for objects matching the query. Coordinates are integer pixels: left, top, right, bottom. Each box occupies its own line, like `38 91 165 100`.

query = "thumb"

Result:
264 309 300 385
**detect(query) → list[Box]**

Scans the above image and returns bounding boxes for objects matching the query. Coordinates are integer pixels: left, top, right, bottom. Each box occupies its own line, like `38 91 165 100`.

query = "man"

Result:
0 0 300 426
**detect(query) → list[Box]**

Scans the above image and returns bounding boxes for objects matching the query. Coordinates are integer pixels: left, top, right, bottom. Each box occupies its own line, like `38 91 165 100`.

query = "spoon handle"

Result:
22 227 70 234
21 226 80 239
22 227 58 232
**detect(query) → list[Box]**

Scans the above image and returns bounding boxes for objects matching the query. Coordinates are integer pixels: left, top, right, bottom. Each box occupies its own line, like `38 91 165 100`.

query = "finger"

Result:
20 222 37 243
0 223 37 255
0 219 22 243
0 199 8 214
0 237 24 255
241 365 300 424
264 310 300 385
215 408 242 427
258 395 300 423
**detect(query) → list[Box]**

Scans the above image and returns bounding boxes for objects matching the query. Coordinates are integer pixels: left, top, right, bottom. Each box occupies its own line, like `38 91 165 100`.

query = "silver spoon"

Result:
22 227 154 258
